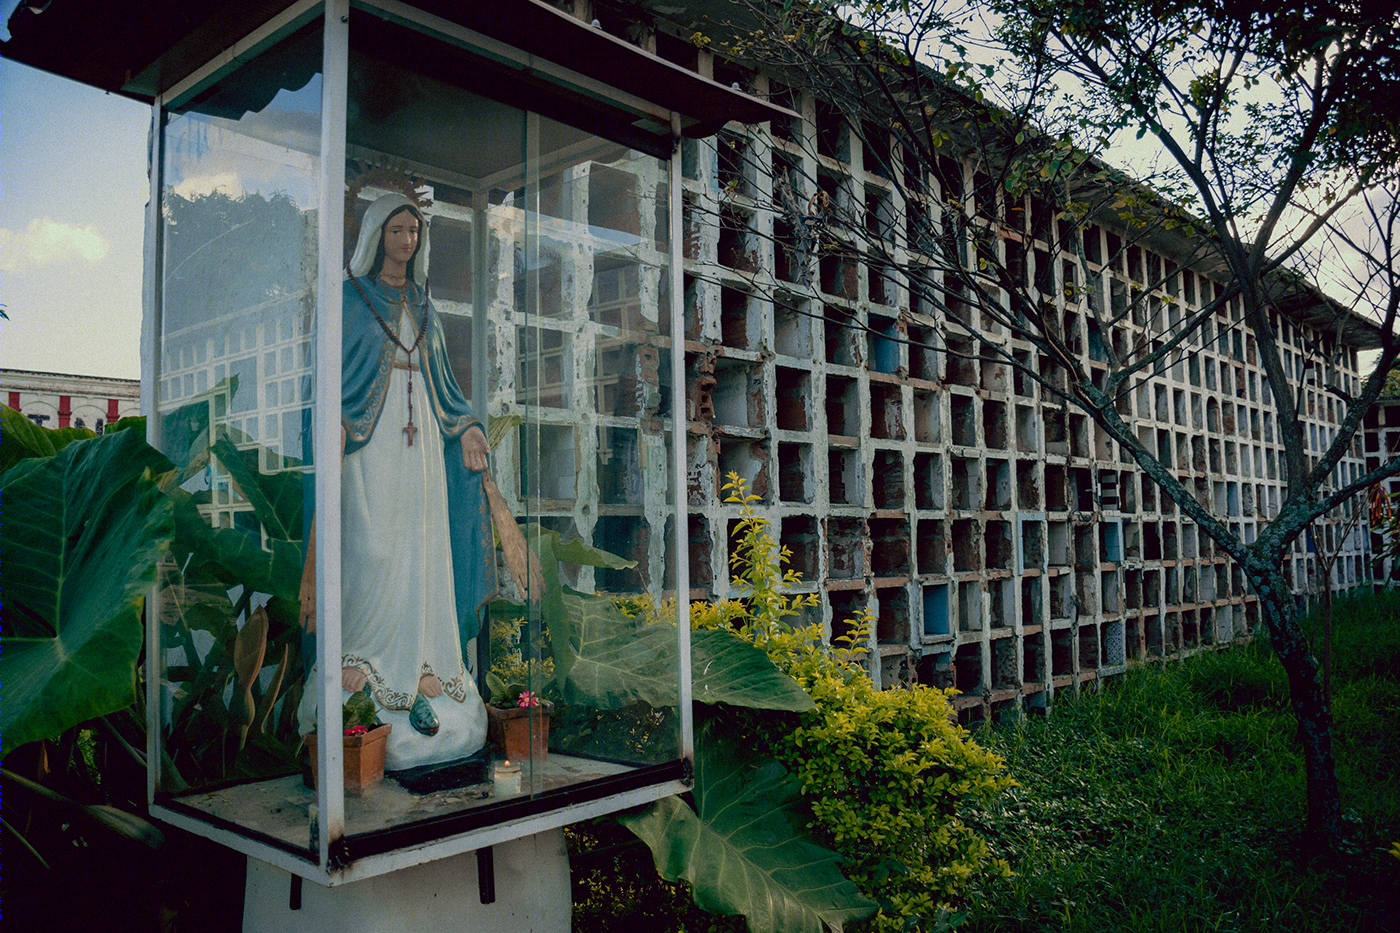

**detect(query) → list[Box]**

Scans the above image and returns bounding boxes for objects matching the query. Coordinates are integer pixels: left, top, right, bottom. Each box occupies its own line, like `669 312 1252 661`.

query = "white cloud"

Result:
170 172 246 201
0 217 110 273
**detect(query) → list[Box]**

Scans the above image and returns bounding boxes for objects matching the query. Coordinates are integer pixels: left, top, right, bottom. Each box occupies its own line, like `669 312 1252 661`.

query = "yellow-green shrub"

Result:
693 476 1014 931
781 652 1014 929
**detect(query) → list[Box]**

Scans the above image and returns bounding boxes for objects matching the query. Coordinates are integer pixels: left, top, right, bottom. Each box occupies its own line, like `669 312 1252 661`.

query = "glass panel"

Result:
332 18 680 837
153 21 322 854
518 134 679 791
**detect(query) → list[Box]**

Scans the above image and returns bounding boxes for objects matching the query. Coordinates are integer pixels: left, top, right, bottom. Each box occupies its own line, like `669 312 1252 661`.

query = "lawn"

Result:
963 590 1400 933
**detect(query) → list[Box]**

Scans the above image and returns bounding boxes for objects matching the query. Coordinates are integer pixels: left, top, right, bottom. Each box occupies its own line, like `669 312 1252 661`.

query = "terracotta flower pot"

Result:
306 723 392 795
486 703 551 763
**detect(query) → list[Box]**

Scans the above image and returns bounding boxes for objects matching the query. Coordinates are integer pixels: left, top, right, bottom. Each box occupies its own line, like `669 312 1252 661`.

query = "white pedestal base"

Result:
242 830 571 933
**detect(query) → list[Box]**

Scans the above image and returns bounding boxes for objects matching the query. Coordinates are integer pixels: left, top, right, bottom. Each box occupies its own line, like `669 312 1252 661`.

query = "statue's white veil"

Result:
347 193 430 286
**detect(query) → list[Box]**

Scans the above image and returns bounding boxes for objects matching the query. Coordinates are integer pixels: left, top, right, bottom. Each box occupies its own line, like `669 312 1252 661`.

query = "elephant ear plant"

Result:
1 410 173 760
1 396 309 870
1 409 175 903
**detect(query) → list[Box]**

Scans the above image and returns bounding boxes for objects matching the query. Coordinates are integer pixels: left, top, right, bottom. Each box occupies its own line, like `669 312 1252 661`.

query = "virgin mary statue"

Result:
299 192 497 772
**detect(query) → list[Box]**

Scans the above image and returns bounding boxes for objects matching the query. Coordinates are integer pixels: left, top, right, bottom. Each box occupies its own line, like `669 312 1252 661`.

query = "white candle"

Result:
492 759 522 797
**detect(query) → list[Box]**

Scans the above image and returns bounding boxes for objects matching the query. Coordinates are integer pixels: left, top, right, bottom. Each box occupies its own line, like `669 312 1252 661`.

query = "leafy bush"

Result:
779 659 1014 929
690 476 1014 932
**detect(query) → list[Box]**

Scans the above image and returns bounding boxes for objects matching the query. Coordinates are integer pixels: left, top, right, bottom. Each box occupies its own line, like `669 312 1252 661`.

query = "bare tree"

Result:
654 0 1400 845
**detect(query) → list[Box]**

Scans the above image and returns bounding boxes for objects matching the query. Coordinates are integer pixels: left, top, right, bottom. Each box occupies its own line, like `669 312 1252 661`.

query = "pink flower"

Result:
344 725 369 737
516 691 540 708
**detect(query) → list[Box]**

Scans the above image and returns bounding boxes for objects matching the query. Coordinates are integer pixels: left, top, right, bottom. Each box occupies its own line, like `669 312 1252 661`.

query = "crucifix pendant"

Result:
404 358 417 446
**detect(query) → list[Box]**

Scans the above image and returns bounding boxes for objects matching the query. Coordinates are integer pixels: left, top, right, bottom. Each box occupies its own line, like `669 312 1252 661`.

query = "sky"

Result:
1 59 150 380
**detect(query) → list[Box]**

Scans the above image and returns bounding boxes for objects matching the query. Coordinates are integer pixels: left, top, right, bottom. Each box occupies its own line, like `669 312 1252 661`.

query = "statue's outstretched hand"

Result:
462 425 489 472
509 544 548 602
482 471 547 602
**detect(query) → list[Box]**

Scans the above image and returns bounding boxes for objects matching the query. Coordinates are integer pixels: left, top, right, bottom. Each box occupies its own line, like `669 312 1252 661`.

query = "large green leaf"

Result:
108 415 147 436
692 630 815 712
554 594 815 712
558 588 680 709
527 531 810 712
1 429 175 757
531 530 639 692
527 525 636 569
209 435 304 543
620 721 875 933
163 477 302 603
1 404 95 469
514 528 810 713
551 537 637 570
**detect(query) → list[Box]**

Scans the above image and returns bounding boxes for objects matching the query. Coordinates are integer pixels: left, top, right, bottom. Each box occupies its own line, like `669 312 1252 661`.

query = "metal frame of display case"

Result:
136 0 788 884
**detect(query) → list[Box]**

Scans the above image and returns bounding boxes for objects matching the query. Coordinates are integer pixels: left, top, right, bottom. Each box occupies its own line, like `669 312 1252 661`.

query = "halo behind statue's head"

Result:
348 193 430 286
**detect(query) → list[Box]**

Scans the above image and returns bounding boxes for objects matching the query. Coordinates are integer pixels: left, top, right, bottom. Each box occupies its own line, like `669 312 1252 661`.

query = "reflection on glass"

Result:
502 138 679 791
154 25 322 852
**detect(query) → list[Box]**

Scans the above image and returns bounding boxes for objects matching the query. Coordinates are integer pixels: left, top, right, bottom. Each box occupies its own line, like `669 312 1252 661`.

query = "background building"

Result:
583 0 1379 722
3 369 140 432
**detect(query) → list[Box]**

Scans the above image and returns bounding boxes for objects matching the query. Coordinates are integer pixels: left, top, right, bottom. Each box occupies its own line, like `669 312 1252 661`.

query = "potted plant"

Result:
305 689 391 795
485 678 552 763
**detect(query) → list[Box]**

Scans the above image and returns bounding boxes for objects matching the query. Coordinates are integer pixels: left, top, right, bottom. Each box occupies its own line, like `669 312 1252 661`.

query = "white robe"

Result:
335 310 487 771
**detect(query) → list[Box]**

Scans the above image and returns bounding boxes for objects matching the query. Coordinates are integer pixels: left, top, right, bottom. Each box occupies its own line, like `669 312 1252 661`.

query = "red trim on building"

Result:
8 391 20 410
108 398 121 421
58 395 72 428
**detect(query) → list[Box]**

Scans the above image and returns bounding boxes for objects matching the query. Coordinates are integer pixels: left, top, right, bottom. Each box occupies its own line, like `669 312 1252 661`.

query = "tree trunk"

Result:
1255 571 1342 846
1321 583 1333 705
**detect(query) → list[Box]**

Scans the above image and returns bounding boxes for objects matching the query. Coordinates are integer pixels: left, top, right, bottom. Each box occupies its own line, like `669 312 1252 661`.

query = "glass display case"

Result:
140 0 780 884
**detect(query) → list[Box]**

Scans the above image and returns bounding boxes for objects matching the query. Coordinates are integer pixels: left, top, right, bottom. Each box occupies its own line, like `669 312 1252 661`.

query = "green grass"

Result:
963 590 1400 933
